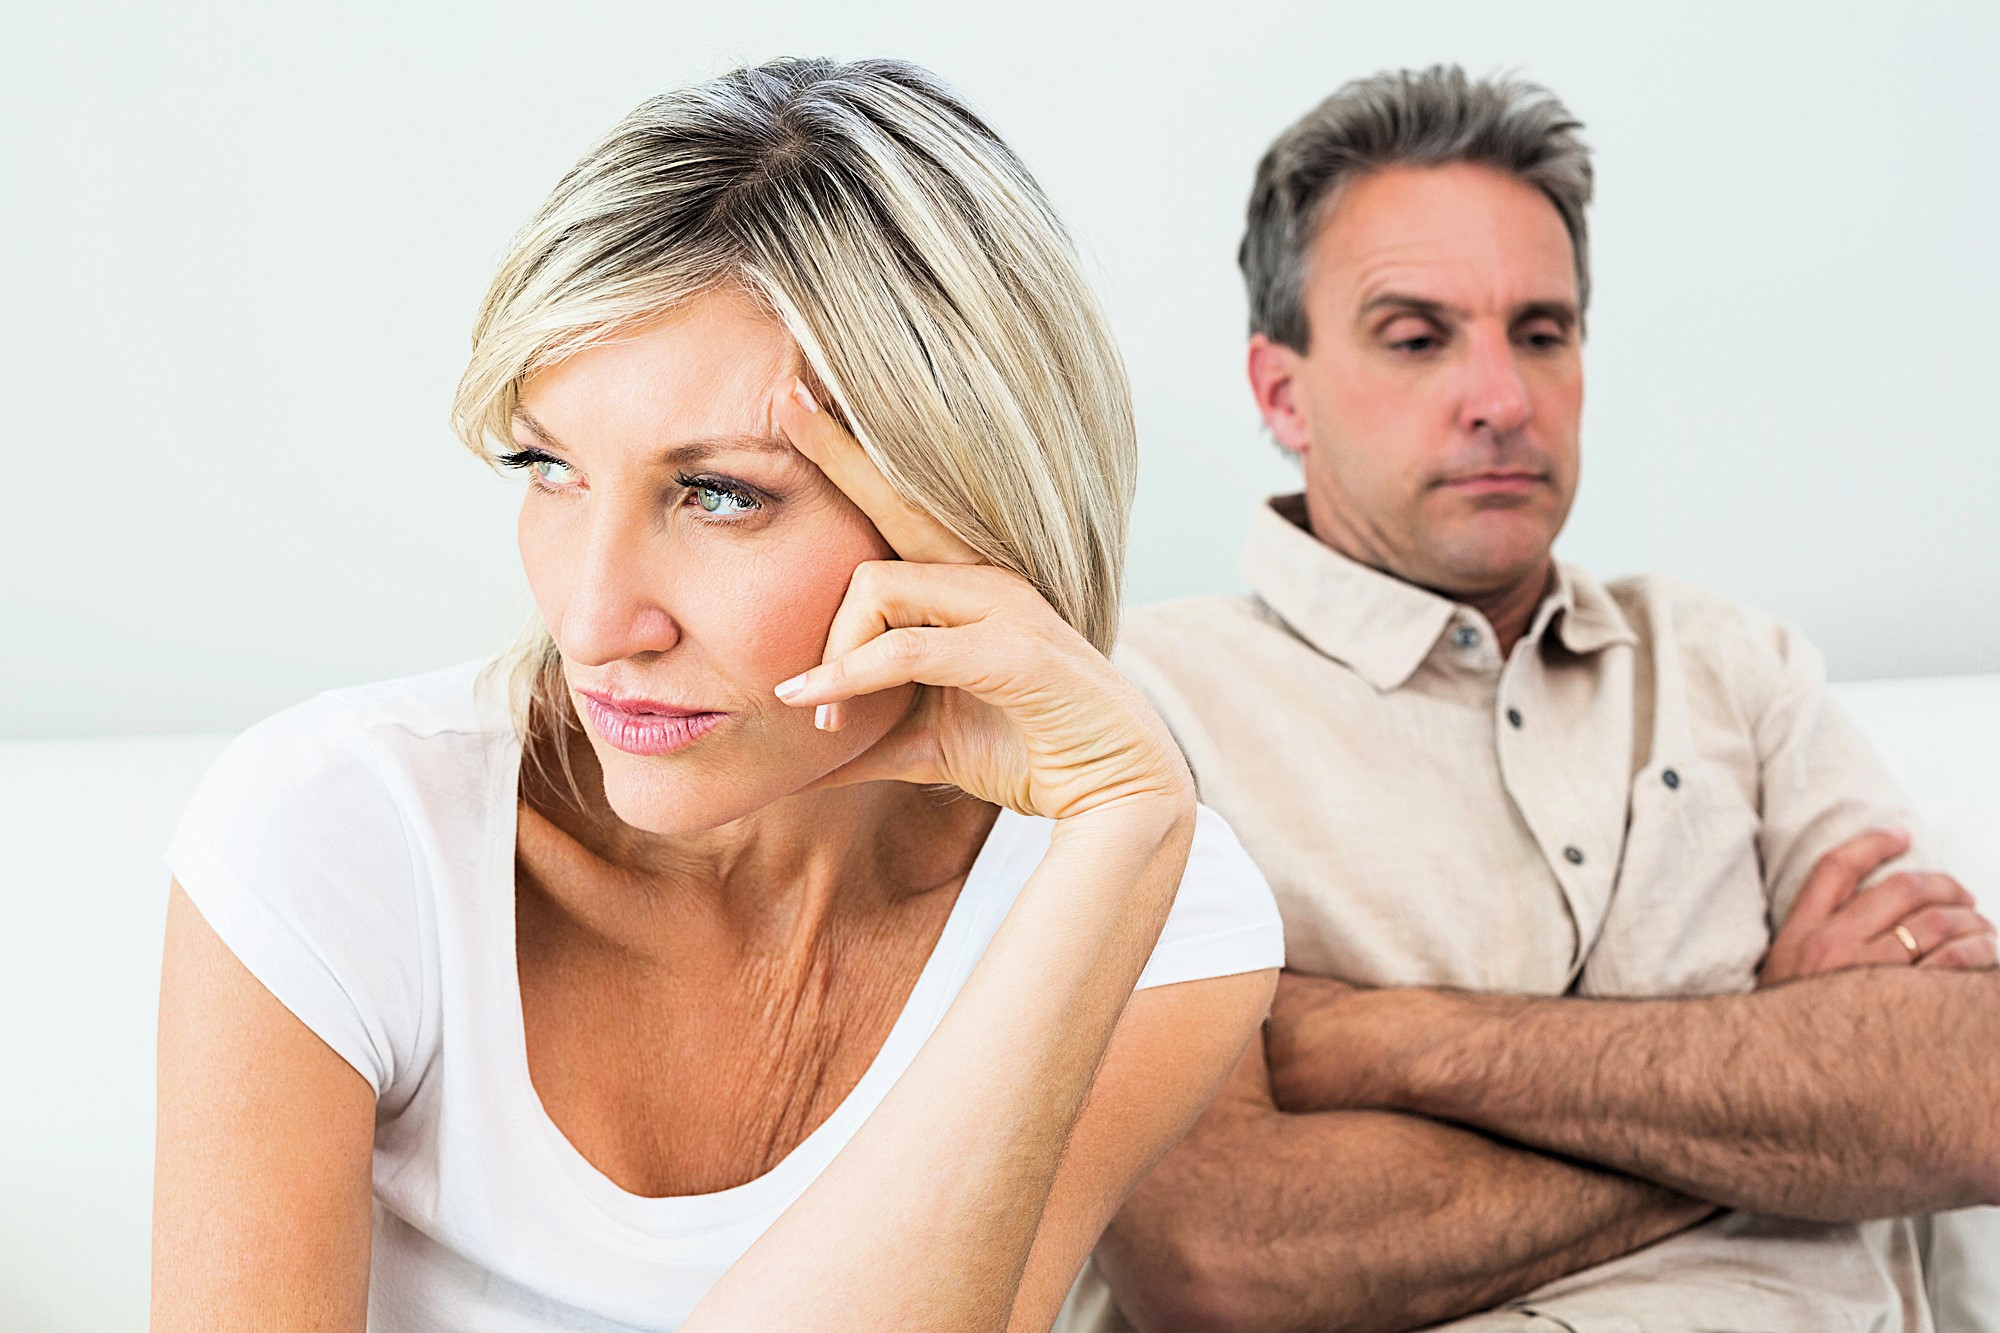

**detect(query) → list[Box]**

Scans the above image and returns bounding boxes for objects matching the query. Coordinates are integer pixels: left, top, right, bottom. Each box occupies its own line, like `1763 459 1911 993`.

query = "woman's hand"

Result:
772 379 1192 825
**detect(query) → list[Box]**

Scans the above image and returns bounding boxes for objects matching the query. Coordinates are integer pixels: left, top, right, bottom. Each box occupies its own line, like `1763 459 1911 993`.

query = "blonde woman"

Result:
151 57 1280 1331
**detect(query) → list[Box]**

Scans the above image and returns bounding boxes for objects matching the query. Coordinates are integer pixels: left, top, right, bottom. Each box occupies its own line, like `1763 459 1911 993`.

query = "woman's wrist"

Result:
1043 786 1197 909
1052 779 1195 839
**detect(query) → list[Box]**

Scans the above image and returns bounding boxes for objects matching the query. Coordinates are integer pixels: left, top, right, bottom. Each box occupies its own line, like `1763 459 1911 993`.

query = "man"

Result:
1071 66 2000 1331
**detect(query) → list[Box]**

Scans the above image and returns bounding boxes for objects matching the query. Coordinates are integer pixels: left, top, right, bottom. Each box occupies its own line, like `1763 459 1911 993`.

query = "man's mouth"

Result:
1438 470 1547 496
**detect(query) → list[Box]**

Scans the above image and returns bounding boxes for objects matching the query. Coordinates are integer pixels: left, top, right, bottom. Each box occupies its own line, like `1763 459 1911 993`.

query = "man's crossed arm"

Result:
1097 832 2000 1333
1269 962 2000 1224
1094 1034 1716 1333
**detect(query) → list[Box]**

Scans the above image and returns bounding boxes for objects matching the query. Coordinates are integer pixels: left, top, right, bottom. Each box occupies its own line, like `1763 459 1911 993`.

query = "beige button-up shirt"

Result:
1066 495 1931 1332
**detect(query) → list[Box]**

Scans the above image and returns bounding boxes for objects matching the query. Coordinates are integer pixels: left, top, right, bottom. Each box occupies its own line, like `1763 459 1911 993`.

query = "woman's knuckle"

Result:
881 627 925 666
851 560 893 597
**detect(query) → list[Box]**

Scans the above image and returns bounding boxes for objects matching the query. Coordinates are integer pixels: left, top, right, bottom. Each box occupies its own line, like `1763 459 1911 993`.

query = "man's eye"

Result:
1379 318 1444 354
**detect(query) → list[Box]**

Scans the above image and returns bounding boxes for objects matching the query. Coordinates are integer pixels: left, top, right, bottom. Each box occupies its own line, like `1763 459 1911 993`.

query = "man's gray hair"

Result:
1242 65 1593 350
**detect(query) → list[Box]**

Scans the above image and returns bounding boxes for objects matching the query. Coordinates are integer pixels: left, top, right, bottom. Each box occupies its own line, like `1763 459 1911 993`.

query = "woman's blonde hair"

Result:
453 57 1135 795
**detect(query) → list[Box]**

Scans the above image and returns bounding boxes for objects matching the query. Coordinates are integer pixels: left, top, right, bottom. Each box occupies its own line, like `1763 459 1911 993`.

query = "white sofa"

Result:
2 677 1994 1331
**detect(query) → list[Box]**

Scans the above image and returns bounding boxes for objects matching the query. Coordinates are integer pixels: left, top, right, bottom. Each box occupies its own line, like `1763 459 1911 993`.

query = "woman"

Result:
152 57 1280 1330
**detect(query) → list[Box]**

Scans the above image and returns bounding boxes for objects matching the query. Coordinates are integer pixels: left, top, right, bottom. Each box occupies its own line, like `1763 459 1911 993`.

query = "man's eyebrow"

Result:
1513 299 1579 331
510 406 792 464
1358 293 1462 322
1355 294 1578 329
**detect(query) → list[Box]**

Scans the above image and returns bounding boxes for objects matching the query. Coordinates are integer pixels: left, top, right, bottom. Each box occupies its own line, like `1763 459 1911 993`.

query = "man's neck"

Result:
1454 563 1556 659
1292 490 1555 659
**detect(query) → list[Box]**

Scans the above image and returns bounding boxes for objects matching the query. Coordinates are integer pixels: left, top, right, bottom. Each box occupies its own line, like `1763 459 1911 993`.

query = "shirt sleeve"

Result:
163 693 430 1100
1134 803 1285 991
1746 614 1930 931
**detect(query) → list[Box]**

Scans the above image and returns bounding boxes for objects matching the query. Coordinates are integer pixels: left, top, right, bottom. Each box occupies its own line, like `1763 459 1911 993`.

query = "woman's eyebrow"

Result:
512 404 565 449
510 406 791 464
660 435 795 468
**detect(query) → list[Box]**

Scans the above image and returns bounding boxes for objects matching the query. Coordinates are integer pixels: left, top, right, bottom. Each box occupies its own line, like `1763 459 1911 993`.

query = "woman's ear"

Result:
1246 334 1312 459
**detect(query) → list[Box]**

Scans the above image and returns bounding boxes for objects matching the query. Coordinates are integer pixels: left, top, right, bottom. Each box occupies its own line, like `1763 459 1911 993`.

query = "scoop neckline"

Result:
488 720 1018 1242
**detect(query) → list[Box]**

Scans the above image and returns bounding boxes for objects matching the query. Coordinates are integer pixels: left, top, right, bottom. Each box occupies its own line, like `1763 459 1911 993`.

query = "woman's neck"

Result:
521 731 998 951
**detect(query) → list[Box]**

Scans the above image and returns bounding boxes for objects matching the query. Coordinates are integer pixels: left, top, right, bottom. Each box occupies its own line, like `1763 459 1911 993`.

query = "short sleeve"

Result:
164 694 430 1100
1134 803 1285 990
1744 614 1929 930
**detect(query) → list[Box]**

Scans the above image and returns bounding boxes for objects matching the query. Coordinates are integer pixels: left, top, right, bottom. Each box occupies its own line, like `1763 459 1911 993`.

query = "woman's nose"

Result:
556 511 682 668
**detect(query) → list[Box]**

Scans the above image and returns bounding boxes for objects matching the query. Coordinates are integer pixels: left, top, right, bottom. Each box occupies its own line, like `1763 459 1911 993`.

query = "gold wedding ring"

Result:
1894 923 1922 964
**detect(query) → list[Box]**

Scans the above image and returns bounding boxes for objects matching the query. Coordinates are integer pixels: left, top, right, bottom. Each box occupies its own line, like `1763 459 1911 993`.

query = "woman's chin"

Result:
597 762 776 838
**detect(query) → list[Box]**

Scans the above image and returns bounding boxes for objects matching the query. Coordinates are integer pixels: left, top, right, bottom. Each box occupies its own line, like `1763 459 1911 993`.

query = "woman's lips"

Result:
576 690 727 756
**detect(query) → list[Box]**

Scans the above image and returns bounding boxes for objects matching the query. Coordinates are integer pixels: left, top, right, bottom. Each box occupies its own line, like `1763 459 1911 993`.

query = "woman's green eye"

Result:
695 484 757 515
531 458 576 485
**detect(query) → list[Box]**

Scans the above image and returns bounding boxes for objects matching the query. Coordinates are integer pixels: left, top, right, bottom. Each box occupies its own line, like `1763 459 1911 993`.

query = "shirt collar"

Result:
1240 494 1637 691
1543 560 1640 657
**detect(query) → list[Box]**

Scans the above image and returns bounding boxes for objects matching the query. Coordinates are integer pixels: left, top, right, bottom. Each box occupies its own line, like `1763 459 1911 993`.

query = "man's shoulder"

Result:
1122 591 1275 635
1114 593 1317 742
1116 593 1298 683
1119 591 1297 651
1597 570 1824 697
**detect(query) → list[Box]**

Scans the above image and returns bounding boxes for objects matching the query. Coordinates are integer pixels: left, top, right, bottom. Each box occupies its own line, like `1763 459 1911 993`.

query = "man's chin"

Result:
1418 519 1561 592
1417 547 1557 604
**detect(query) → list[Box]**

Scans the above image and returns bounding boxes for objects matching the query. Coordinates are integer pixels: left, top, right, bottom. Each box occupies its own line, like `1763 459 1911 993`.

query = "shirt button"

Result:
1563 845 1585 865
1663 768 1681 789
1454 625 1480 649
1506 707 1524 729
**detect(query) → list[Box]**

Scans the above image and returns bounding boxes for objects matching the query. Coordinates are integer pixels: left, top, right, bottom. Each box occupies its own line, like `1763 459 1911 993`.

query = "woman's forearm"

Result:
683 794 1194 1332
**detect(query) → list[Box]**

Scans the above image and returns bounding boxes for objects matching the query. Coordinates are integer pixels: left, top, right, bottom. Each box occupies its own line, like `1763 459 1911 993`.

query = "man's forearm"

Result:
1279 968 2000 1222
1098 1101 1711 1333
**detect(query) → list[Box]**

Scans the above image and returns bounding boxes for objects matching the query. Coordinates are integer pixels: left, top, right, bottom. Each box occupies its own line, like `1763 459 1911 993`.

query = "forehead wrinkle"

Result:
1342 245 1573 327
1338 250 1461 323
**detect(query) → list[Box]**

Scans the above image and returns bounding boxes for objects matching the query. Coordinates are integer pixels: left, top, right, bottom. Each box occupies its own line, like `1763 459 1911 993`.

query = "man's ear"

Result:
1247 334 1311 458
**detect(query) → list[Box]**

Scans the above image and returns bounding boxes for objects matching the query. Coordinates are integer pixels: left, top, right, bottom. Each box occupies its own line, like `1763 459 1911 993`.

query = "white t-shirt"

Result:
164 659 1284 1331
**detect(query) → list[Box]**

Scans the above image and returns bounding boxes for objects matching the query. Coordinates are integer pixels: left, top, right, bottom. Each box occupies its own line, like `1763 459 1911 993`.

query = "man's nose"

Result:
1458 330 1533 437
556 510 682 668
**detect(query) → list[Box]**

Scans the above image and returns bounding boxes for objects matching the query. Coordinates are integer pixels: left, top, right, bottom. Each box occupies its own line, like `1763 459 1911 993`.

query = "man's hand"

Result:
1759 829 1997 986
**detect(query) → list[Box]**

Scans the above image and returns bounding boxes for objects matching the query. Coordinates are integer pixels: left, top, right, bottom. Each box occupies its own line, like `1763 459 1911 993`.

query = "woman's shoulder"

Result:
164 658 505 1101
239 656 499 751
1142 803 1285 988
199 658 506 807
976 804 1284 991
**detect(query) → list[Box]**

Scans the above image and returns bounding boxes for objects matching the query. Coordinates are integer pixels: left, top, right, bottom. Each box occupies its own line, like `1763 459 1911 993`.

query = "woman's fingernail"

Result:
814 703 833 730
774 674 808 702
791 379 819 414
